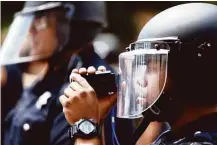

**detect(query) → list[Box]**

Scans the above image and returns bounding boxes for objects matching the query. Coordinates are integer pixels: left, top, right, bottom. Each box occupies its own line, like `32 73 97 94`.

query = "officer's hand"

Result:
59 69 99 124
59 66 117 125
81 66 117 121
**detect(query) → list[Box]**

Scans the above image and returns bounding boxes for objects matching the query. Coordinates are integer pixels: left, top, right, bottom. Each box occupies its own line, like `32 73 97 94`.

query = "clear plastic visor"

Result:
0 11 70 65
117 41 169 118
1 14 44 65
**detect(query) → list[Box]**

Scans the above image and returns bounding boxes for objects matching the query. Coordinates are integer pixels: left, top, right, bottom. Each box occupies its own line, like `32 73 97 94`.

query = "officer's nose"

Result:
143 77 148 88
142 72 148 88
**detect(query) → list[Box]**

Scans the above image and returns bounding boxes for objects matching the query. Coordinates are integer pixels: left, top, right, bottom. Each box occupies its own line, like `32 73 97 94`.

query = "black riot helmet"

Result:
21 1 107 26
0 1 107 65
117 3 217 121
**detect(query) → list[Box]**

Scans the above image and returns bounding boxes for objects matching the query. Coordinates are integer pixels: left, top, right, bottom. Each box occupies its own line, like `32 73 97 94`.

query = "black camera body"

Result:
81 71 117 97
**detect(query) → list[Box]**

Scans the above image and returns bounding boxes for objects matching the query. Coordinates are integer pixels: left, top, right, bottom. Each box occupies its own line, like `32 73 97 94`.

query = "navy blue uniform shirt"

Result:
3 46 133 145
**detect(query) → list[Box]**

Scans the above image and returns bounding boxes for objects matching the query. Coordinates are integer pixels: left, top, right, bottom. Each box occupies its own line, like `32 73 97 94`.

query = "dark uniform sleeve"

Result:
50 112 71 145
2 65 23 119
49 85 71 145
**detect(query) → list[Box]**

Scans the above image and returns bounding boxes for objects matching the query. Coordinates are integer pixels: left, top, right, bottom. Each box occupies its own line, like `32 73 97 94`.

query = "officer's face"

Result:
28 11 59 58
134 62 166 107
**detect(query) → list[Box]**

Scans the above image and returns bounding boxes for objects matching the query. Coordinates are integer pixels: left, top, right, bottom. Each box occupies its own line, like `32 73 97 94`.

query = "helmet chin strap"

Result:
131 90 183 145
131 101 164 145
131 110 157 145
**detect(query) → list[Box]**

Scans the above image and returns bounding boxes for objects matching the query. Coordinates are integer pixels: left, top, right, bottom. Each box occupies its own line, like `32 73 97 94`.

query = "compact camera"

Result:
81 71 117 97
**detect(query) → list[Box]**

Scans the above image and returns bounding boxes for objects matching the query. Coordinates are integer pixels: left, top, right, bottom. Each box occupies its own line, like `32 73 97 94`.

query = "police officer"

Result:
1 1 133 145
60 3 217 145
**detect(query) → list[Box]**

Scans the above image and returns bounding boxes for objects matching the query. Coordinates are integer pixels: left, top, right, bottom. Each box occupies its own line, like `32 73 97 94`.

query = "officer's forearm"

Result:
74 137 101 145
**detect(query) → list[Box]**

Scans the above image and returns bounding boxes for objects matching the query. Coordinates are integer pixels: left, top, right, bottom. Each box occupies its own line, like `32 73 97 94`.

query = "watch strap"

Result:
68 119 101 142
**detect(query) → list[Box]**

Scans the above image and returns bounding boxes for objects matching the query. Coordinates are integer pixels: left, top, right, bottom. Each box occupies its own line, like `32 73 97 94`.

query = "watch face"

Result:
79 120 95 134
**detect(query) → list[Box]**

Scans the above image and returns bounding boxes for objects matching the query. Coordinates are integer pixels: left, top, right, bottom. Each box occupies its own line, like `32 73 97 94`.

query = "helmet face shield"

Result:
0 6 73 65
0 14 40 65
117 41 169 118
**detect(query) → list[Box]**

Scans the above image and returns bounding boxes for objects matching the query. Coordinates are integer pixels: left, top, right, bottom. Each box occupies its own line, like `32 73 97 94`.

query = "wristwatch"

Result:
68 119 101 142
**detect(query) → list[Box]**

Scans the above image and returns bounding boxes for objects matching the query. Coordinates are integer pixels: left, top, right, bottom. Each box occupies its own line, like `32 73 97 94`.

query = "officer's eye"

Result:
147 65 157 73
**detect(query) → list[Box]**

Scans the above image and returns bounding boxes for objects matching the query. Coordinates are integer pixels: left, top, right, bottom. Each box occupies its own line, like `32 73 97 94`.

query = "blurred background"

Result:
1 1 217 69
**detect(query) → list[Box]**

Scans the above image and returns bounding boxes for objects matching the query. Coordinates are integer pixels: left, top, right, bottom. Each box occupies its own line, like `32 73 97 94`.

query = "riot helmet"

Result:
0 1 107 65
117 3 217 120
